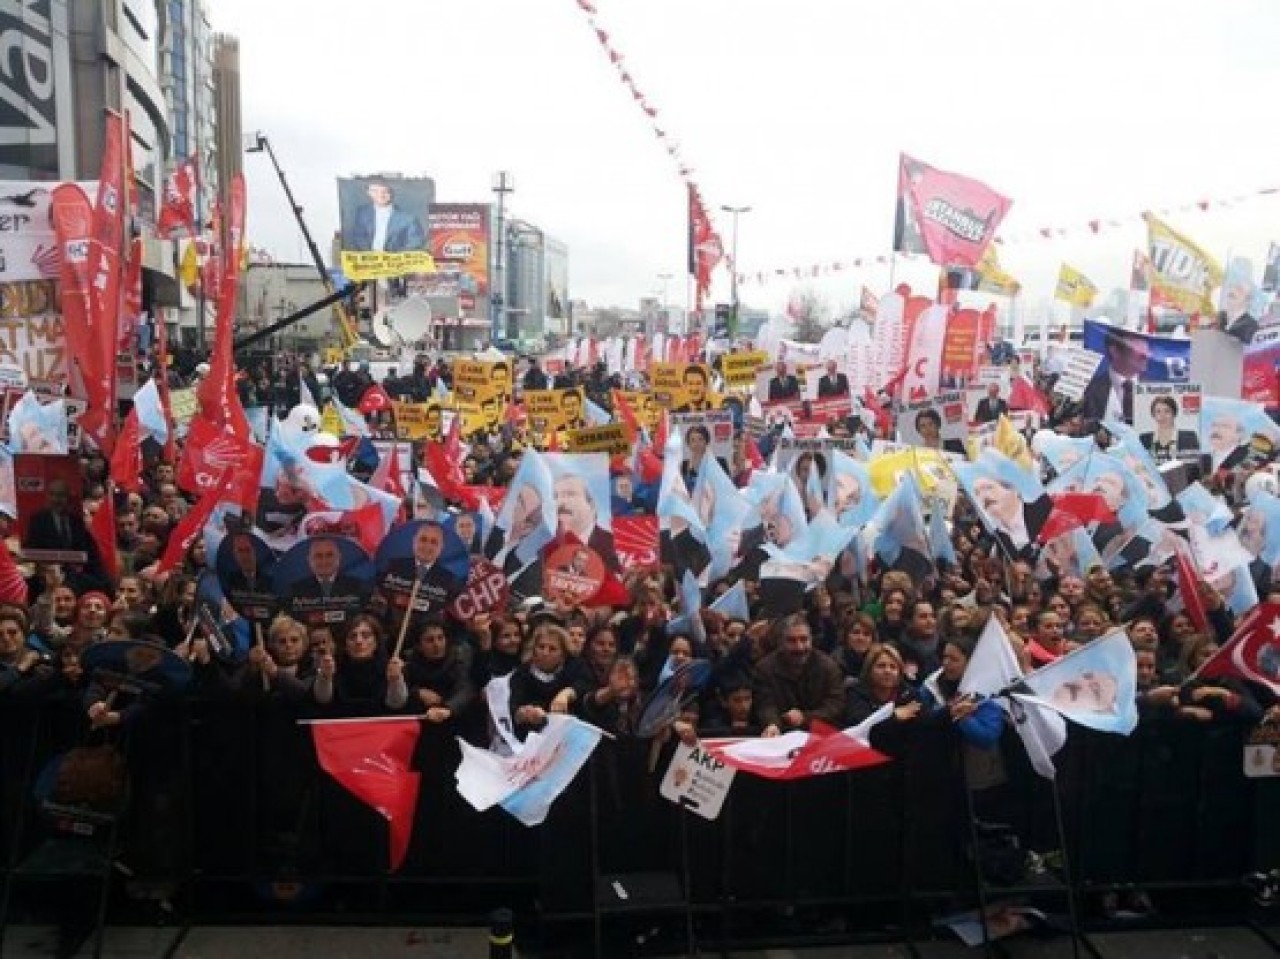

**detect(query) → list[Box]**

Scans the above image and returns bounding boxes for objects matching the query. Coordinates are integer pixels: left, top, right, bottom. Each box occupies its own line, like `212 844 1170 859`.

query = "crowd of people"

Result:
1 343 1278 937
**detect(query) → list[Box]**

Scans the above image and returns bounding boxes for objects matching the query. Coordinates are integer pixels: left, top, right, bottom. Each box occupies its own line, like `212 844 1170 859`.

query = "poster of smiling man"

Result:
954 450 1053 562
215 530 279 624
542 452 618 588
376 518 471 619
274 535 375 630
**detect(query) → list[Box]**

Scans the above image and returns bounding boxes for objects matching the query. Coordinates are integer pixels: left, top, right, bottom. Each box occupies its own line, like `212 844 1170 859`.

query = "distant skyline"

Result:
213 0 1280 320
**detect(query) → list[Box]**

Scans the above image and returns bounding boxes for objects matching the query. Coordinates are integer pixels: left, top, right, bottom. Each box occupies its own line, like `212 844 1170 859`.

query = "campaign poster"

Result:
215 530 279 623
669 410 734 464
453 358 513 406
376 518 471 619
619 390 660 432
721 350 769 389
391 400 443 441
337 175 435 281
274 535 376 630
1082 319 1191 384
651 362 715 412
773 437 859 515
543 451 618 569
14 453 83 560
525 387 588 435
426 202 490 296
1053 349 1104 401
1133 383 1202 463
566 423 631 456
896 392 967 455
1243 326 1280 406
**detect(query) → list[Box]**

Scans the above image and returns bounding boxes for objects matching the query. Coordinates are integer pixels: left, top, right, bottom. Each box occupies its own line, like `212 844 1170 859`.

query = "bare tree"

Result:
786 286 830 342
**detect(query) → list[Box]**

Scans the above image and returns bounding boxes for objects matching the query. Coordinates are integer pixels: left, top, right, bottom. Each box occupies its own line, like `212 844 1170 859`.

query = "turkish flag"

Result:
311 718 422 871
1009 375 1050 416
1196 601 1280 698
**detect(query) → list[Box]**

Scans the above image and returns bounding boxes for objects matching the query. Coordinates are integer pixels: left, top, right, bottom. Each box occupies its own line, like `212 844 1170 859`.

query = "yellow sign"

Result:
323 347 345 366
867 448 951 497
650 362 714 411
339 250 437 282
1055 263 1098 309
525 387 587 434
321 404 343 436
722 351 769 388
170 387 197 427
453 358 513 414
567 423 631 455
391 400 443 440
1144 212 1223 315
619 390 660 432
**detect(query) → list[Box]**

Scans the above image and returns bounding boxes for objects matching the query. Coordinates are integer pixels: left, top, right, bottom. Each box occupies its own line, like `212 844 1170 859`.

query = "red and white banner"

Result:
1196 601 1280 698
703 707 892 781
614 515 659 570
157 154 199 238
900 304 949 402
894 153 1011 268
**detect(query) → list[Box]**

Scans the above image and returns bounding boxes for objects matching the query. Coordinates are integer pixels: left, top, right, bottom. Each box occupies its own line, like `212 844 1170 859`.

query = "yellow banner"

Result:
567 423 631 455
525 387 587 434
1144 213 1223 315
391 400 443 440
722 350 769 387
321 404 343 437
453 403 496 436
339 250 437 281
976 245 1021 296
867 448 952 497
1054 262 1098 308
323 347 345 365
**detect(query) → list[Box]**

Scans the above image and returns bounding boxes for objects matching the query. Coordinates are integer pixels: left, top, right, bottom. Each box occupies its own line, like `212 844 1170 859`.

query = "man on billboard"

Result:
674 365 714 412
1081 329 1151 424
349 179 427 253
560 389 588 431
816 359 850 398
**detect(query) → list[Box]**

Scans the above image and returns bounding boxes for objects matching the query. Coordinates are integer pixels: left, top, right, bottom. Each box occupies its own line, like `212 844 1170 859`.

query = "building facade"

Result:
504 218 570 346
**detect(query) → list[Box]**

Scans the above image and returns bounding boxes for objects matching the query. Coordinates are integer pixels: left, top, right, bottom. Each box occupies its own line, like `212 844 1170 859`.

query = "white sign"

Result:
659 742 736 821
1244 725 1280 779
1053 348 1103 401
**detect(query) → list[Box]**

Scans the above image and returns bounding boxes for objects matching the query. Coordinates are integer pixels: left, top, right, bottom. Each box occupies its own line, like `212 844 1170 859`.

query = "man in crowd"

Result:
753 615 846 737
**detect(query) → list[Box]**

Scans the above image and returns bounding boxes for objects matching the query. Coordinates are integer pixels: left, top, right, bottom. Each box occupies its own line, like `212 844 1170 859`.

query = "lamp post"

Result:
656 272 673 336
491 171 514 345
720 205 751 334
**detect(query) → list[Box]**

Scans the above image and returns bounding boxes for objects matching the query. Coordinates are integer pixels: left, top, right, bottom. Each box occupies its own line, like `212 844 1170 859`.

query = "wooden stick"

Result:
391 575 423 661
255 621 269 691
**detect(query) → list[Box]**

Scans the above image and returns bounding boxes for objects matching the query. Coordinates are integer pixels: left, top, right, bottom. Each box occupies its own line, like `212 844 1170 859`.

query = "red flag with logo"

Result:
50 184 96 399
196 174 248 438
703 719 890 781
311 718 422 871
177 416 262 513
157 154 199 238
1195 601 1280 697
894 153 1011 268
687 185 723 311
157 469 236 575
1174 543 1210 634
613 515 659 570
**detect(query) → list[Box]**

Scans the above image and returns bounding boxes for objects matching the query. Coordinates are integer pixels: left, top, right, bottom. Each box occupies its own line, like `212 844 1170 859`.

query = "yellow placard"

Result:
323 347 345 366
650 362 714 411
170 387 197 427
453 358 513 411
391 400 443 440
524 387 587 434
321 404 343 437
722 350 769 387
619 390 660 432
567 423 631 455
339 250 437 282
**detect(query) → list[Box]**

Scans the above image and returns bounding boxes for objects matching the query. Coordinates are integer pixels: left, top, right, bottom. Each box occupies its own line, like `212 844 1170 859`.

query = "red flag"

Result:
79 111 129 455
88 493 120 583
156 469 235 575
1038 492 1116 544
1174 544 1210 634
120 235 143 353
176 417 262 513
109 409 143 495
613 515 659 569
358 384 393 415
311 718 422 871
157 154 199 238
611 389 641 446
1195 601 1280 698
456 484 507 513
704 720 890 780
687 185 723 311
50 184 96 401
371 442 407 500
744 434 766 471
196 174 248 438
1009 375 1050 416
0 539 29 606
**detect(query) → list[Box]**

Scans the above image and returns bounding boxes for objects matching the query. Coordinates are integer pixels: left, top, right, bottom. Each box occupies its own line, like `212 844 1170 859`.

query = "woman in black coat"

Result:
507 624 591 739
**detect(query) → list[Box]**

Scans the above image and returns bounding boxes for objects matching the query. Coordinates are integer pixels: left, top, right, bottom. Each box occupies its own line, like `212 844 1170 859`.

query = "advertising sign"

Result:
1133 383 1202 463
337 175 436 281
427 203 489 296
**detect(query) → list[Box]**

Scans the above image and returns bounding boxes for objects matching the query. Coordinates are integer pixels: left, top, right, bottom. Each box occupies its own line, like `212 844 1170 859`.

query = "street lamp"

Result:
720 205 751 334
491 171 515 345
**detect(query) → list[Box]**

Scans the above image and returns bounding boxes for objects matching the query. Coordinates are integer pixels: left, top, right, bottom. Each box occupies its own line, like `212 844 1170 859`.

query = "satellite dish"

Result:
381 295 433 346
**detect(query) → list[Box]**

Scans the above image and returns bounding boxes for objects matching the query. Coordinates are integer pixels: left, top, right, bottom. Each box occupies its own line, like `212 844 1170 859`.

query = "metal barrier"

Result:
1 696 1276 954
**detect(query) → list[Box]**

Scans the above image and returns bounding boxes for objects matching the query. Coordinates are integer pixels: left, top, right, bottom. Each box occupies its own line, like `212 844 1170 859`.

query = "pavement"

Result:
2 923 1277 958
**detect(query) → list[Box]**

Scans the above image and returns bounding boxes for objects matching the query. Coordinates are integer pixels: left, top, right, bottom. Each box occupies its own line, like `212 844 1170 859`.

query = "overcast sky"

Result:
212 0 1280 321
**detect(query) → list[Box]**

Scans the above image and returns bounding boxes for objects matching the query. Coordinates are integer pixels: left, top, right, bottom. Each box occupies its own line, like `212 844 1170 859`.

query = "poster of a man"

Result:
379 519 469 612
674 365 714 412
1080 326 1151 424
343 178 429 253
276 535 375 628
553 469 619 572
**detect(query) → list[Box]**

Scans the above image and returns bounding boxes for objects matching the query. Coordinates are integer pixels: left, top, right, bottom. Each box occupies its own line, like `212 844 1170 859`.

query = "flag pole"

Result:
392 576 424 661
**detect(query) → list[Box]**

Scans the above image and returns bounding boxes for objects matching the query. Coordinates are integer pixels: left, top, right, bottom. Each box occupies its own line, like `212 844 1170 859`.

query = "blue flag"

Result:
1016 629 1137 736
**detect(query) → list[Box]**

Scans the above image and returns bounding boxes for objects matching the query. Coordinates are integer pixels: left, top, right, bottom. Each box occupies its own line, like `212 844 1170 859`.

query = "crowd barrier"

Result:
1 696 1277 954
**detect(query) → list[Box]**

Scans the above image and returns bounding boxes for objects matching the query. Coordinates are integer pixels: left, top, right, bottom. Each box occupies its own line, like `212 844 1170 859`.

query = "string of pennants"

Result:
735 185 1280 287
570 0 730 265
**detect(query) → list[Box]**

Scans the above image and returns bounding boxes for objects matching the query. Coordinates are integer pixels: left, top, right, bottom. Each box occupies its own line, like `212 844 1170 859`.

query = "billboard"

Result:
337 175 436 281
427 203 489 297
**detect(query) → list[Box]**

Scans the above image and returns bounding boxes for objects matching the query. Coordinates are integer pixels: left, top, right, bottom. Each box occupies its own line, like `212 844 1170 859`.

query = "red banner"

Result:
895 153 1011 268
311 718 422 871
195 174 249 438
157 154 199 238
613 515 659 570
49 184 95 414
